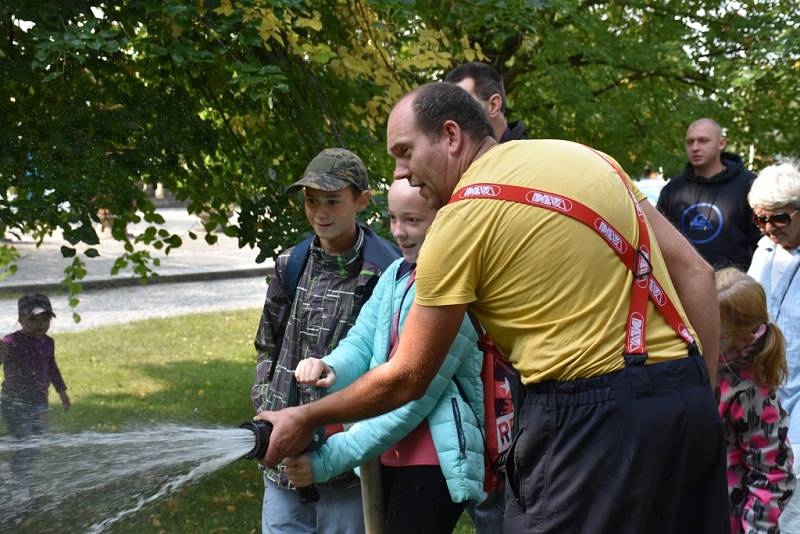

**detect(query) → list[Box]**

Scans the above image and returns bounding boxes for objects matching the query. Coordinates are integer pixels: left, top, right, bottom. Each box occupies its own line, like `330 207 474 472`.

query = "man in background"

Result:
445 62 526 142
657 118 760 269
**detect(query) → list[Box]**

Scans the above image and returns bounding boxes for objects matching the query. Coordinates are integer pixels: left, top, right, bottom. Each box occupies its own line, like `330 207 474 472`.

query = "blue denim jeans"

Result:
262 478 365 534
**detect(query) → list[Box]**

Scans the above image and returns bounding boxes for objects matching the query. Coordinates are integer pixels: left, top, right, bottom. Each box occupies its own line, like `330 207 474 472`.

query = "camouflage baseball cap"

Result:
19 293 56 318
287 148 369 193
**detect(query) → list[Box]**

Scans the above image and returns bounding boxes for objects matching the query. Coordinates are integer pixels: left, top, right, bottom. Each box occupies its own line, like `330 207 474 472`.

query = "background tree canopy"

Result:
1 0 798 298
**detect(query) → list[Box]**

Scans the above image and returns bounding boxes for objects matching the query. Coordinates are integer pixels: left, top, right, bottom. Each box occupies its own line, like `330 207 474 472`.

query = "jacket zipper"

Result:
451 397 467 458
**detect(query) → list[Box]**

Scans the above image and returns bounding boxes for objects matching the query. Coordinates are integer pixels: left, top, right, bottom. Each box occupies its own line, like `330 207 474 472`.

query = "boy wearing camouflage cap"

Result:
252 148 399 533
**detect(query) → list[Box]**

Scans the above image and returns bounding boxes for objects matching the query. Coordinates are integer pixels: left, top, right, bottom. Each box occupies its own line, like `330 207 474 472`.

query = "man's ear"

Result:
486 93 503 118
442 120 463 157
719 137 727 151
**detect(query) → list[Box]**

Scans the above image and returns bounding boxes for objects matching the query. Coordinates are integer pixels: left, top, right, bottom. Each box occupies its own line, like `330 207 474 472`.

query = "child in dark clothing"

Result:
0 293 70 492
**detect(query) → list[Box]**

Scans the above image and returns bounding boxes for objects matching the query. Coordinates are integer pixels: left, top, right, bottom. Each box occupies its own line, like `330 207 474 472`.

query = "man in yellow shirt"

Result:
258 83 728 532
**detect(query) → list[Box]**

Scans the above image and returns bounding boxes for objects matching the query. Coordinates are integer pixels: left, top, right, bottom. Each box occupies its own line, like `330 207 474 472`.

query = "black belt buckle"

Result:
623 352 648 367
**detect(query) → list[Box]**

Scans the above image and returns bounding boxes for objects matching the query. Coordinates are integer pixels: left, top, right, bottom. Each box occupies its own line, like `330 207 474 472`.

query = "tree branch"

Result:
273 35 344 147
6 8 14 60
352 0 407 91
590 69 706 98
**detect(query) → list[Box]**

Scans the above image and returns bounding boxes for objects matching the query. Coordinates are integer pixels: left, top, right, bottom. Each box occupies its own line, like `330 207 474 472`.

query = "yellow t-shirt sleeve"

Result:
627 178 646 202
602 152 646 203
414 208 481 307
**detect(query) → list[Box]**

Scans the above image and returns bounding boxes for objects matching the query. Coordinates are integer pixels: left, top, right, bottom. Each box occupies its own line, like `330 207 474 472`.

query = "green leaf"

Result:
144 212 166 224
77 224 100 246
43 71 64 82
61 246 77 258
166 235 183 248
165 5 189 16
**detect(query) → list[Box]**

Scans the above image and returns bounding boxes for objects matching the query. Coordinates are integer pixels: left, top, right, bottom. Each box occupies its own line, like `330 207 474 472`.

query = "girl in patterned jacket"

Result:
716 268 796 533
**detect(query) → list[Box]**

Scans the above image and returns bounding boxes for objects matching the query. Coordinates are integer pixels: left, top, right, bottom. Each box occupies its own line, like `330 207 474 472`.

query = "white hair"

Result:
748 160 800 210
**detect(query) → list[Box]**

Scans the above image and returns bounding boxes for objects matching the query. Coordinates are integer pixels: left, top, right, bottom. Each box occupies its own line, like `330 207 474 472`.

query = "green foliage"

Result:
0 245 19 281
1 0 798 305
418 0 800 175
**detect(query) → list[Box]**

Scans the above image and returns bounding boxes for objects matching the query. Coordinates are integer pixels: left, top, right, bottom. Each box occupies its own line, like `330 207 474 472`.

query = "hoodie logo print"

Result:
680 202 724 244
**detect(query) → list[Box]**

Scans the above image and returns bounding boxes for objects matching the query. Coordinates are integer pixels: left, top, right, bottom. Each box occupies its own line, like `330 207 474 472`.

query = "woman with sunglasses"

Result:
746 160 800 530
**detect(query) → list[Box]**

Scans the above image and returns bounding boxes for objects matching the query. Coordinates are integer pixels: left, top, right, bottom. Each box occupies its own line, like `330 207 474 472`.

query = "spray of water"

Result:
0 425 256 533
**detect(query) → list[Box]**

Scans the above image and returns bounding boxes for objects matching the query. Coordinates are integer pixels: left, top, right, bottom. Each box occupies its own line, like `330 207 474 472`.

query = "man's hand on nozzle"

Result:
254 406 315 467
294 358 336 388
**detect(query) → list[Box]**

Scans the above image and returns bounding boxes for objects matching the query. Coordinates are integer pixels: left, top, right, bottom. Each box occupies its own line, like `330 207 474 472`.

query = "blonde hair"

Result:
715 268 787 391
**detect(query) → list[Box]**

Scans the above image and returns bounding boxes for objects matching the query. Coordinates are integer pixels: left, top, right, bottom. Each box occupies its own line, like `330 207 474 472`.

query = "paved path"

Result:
0 208 272 333
0 278 267 334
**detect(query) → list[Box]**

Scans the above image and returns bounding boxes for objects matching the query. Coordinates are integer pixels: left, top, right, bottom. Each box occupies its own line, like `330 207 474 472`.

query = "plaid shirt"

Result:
252 226 395 489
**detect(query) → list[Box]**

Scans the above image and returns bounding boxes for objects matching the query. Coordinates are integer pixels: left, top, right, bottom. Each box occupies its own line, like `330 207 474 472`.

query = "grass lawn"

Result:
1 309 476 533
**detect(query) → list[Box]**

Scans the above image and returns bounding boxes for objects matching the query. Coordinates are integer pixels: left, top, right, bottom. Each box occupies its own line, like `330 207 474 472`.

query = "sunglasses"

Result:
753 210 798 228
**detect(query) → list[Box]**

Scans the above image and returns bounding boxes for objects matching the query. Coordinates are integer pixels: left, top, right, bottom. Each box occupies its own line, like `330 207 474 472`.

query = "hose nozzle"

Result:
239 420 272 460
238 419 320 503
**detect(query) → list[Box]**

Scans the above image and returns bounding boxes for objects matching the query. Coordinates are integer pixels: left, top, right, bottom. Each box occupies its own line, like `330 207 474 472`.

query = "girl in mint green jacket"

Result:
288 181 486 533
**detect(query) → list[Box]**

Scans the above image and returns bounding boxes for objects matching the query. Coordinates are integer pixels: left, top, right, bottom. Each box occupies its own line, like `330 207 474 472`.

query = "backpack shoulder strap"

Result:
357 274 381 305
283 236 314 302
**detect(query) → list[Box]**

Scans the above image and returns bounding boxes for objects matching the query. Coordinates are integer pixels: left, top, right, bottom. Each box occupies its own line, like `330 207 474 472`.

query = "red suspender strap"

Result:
446 180 694 353
593 149 652 356
588 148 695 352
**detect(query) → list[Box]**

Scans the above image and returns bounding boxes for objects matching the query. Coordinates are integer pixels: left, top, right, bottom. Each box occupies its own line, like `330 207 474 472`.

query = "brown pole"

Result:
359 459 385 534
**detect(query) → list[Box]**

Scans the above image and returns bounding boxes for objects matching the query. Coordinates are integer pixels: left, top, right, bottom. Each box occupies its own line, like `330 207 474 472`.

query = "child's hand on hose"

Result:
294 358 336 388
284 454 314 487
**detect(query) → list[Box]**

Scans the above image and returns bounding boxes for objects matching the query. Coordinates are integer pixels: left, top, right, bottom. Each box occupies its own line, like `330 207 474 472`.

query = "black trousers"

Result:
382 464 466 534
504 350 730 534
